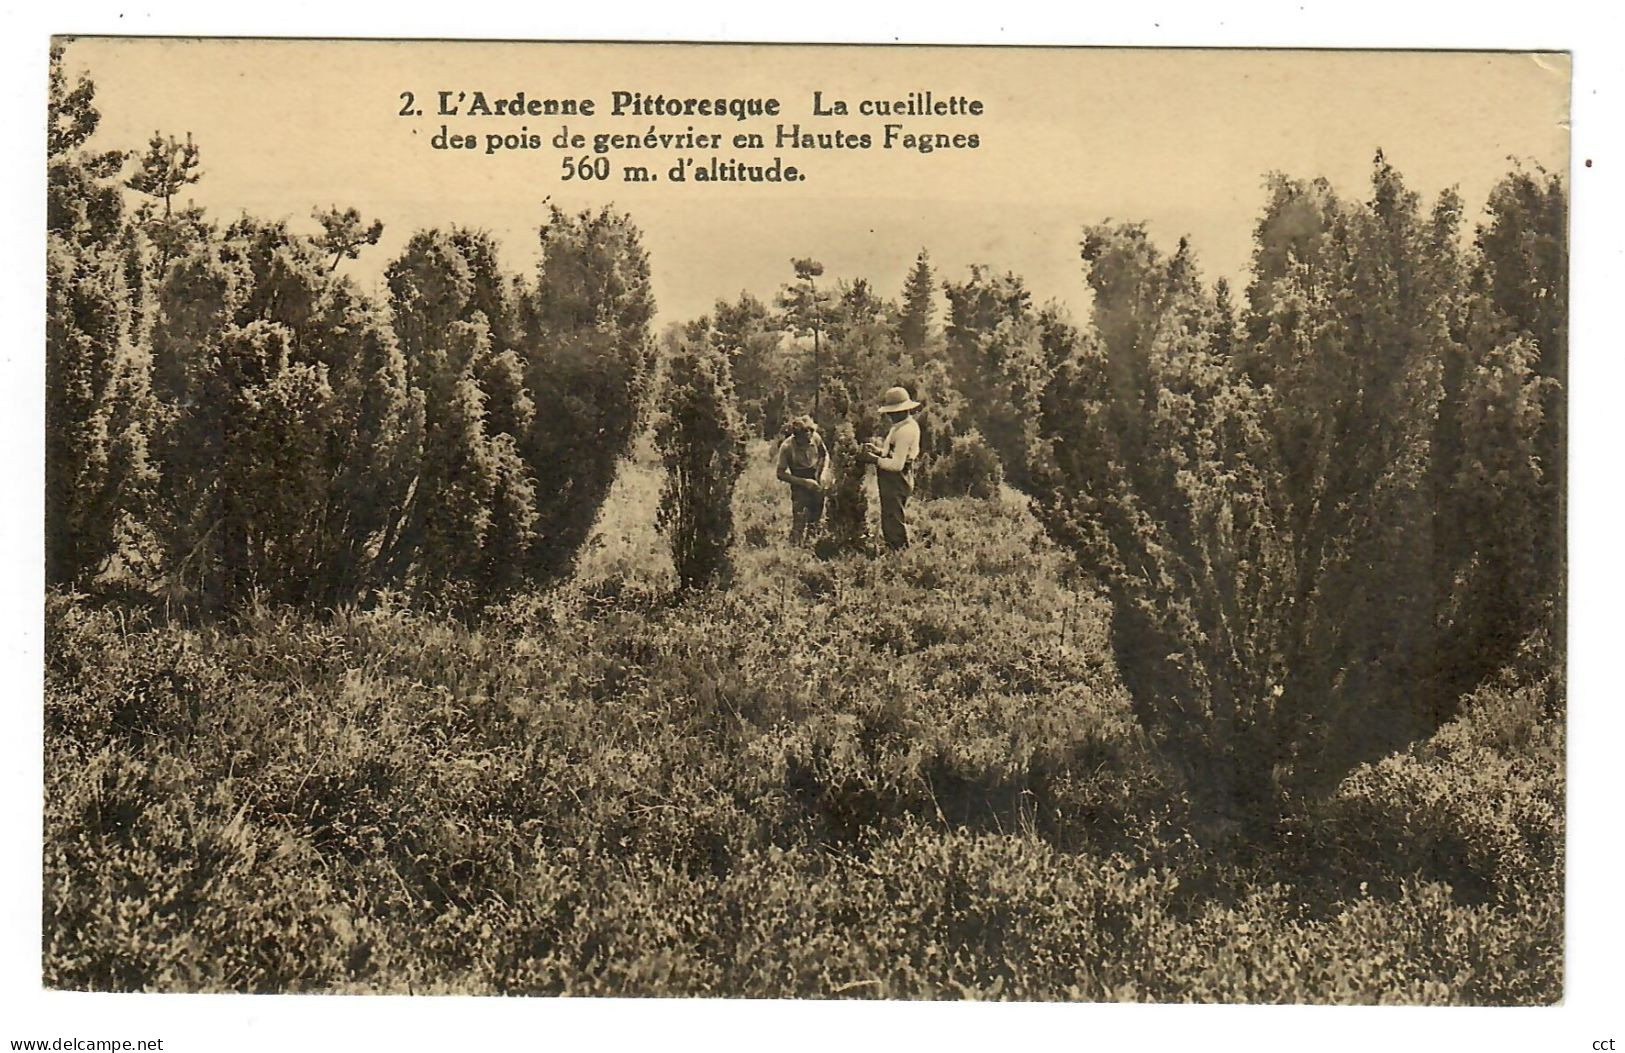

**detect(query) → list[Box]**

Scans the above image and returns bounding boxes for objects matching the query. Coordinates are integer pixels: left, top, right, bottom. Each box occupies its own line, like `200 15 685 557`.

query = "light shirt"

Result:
875 416 921 480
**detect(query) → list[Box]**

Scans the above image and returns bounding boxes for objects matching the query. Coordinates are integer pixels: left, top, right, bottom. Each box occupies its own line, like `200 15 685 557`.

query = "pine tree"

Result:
126 132 208 273
312 206 385 273
774 258 832 415
125 132 201 216
824 277 885 347
898 249 935 353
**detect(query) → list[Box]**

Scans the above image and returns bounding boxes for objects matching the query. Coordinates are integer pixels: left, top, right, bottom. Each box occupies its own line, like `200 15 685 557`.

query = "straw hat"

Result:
877 386 921 413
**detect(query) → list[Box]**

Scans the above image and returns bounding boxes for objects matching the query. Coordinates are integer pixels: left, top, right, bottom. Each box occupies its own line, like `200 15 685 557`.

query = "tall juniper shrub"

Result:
654 328 748 590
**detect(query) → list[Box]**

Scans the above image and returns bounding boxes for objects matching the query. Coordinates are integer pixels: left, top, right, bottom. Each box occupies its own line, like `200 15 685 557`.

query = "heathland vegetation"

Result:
45 49 1565 1000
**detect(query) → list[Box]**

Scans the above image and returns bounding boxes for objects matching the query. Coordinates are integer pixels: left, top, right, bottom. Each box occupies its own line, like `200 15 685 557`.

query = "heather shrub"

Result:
41 438 1559 1000
1317 630 1563 911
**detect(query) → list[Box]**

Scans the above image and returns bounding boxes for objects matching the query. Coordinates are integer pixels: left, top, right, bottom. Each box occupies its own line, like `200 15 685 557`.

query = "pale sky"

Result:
59 40 1568 326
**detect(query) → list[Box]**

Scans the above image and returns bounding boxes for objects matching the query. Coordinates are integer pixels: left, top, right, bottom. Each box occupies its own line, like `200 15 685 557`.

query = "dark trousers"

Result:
790 483 824 544
877 470 912 549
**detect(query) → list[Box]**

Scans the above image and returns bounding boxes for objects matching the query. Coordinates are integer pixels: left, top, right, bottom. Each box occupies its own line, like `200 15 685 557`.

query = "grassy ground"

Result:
41 441 1563 1000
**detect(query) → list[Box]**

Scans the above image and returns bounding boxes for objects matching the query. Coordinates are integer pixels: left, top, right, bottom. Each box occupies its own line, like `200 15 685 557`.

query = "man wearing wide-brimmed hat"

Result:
860 386 922 549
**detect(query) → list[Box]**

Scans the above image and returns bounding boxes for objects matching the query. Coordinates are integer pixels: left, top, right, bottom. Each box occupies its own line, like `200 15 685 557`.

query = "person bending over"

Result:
776 415 829 545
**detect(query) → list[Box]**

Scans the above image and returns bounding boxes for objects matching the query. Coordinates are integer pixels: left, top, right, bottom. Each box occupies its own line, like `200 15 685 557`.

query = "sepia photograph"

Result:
22 19 1605 1043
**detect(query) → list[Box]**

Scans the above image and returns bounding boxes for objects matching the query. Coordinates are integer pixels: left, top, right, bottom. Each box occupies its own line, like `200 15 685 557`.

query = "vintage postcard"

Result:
41 37 1568 1012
